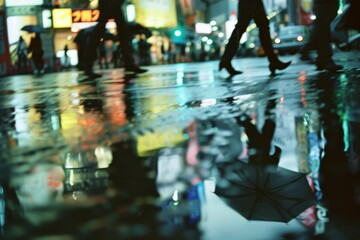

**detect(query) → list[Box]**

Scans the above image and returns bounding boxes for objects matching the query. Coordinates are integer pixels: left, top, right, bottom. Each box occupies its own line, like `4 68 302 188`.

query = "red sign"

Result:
296 0 313 26
0 11 11 76
72 9 100 23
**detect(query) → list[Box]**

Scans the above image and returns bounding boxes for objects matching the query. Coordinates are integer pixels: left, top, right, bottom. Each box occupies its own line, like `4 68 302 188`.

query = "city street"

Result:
1 51 360 240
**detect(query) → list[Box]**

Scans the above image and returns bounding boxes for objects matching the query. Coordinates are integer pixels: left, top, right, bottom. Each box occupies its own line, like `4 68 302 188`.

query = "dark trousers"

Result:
85 0 135 70
300 0 339 63
221 0 277 64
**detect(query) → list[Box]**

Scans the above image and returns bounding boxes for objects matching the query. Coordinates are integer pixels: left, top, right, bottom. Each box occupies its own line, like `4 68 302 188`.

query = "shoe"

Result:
85 70 102 79
219 61 243 76
316 60 343 72
125 66 148 74
269 60 291 75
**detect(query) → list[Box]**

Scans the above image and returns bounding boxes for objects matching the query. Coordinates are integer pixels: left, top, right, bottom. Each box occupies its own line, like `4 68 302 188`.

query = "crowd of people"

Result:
14 0 358 77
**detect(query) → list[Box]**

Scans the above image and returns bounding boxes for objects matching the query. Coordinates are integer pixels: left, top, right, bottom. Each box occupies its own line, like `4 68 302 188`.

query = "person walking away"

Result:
299 0 343 72
63 44 70 69
16 36 28 74
219 0 291 76
84 0 147 78
27 33 44 75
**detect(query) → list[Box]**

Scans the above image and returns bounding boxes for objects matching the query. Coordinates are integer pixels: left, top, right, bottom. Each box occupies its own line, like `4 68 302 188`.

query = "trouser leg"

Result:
221 0 253 63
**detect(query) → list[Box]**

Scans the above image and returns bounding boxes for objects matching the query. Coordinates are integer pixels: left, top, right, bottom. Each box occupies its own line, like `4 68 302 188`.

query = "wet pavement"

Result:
1 51 360 240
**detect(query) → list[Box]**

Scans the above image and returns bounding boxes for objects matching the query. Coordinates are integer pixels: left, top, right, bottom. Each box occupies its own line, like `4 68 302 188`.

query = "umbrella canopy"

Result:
21 25 43 33
215 161 316 223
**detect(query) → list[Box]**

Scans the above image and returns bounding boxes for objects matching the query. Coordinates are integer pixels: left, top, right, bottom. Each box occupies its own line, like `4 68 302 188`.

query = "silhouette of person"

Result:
84 0 147 78
219 0 291 76
63 44 70 69
74 25 96 71
16 36 28 73
28 33 44 75
299 0 343 72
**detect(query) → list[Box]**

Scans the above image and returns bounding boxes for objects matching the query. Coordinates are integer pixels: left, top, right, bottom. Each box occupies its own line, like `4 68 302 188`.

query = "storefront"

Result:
0 9 11 76
4 0 56 74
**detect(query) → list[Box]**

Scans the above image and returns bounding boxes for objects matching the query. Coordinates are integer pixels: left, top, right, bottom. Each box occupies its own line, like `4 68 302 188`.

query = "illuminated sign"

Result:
5 0 43 6
134 0 177 28
72 9 100 23
195 23 212 34
52 8 72 28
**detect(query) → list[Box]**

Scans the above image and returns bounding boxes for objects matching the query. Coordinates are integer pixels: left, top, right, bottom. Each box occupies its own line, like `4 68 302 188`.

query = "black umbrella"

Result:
215 161 316 223
21 25 43 33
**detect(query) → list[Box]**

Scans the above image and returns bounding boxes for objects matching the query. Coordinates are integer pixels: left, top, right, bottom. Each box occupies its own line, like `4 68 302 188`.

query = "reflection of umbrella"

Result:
215 161 316 223
21 25 43 33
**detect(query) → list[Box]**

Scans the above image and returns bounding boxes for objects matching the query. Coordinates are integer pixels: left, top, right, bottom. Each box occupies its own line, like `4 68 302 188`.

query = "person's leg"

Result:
253 0 291 75
221 1 253 63
314 0 342 70
253 0 276 62
219 0 253 75
83 12 107 77
114 12 147 73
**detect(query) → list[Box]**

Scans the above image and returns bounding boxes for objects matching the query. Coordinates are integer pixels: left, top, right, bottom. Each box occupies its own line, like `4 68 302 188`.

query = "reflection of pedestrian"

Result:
16 36 28 73
84 0 147 78
28 33 44 75
299 0 343 72
219 0 291 76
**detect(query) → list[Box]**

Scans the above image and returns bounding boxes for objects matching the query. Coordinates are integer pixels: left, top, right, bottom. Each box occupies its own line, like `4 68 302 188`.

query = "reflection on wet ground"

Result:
1 57 360 239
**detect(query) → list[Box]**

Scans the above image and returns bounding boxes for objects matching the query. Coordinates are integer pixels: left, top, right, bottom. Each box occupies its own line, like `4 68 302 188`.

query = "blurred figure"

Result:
16 36 28 74
138 35 151 66
299 0 343 72
27 33 44 75
74 25 96 71
219 0 291 76
331 0 360 51
84 0 147 78
63 44 70 69
98 40 109 69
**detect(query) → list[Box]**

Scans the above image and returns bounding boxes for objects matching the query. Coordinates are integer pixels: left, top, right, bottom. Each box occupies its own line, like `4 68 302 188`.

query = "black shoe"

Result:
125 66 148 74
219 61 243 76
316 60 343 72
85 71 102 79
269 60 291 76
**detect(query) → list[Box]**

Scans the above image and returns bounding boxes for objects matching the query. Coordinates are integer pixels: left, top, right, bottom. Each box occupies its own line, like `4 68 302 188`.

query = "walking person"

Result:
84 0 147 78
299 0 343 72
63 44 70 69
16 36 28 74
27 33 44 75
219 0 291 76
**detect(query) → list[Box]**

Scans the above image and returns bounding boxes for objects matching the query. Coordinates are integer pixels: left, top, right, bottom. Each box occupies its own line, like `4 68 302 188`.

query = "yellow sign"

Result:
72 9 100 23
136 128 186 156
134 0 177 28
0 0 4 8
52 8 73 28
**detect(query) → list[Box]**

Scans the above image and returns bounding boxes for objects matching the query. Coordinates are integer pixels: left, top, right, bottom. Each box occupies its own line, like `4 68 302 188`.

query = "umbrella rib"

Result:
227 179 255 193
262 193 297 222
267 175 305 192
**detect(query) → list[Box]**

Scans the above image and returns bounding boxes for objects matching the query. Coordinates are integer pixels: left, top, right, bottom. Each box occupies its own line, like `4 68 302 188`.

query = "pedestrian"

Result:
63 44 70 69
83 0 147 78
219 0 291 76
27 33 44 75
74 25 96 71
16 36 28 73
299 0 343 72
